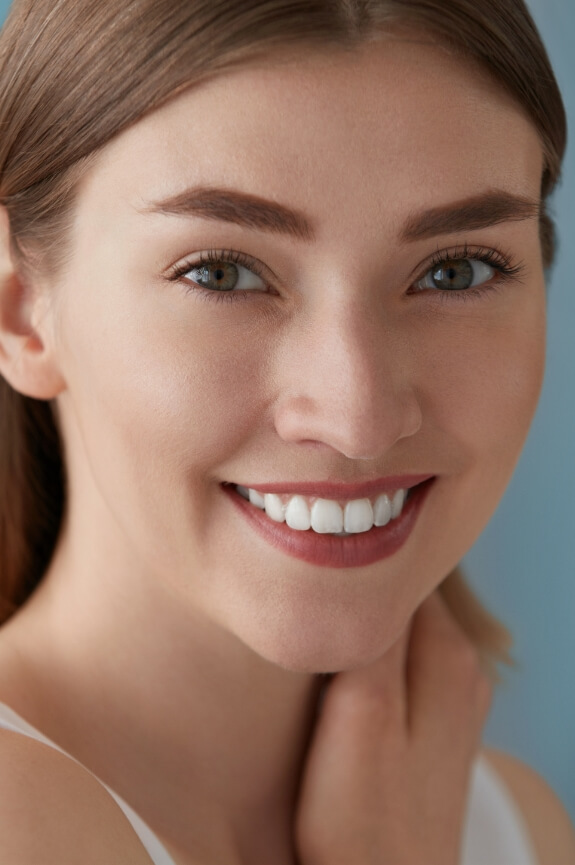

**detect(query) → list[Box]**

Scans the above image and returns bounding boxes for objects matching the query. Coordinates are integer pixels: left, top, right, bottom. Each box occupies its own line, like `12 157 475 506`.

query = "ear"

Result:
0 206 65 399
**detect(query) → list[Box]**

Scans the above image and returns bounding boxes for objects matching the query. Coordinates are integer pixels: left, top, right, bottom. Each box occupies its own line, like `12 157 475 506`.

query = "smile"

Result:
235 486 407 535
224 476 434 568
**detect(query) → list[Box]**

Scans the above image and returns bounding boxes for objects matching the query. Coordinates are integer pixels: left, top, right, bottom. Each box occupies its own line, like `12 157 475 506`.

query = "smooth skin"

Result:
0 34 573 865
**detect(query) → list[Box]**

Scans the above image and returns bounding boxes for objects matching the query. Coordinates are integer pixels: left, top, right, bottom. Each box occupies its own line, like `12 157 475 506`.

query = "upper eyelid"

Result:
410 245 522 282
416 245 496 273
166 248 278 283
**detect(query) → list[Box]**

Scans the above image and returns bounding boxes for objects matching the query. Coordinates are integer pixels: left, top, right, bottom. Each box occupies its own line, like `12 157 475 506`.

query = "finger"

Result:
406 590 491 749
320 614 414 744
300 617 415 833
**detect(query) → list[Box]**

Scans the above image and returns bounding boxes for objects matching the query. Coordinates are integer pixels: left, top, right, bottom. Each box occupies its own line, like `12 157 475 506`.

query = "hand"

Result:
295 590 492 865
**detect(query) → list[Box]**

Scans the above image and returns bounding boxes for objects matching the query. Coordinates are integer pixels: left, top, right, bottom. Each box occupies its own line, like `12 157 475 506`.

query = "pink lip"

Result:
236 474 434 499
224 478 434 569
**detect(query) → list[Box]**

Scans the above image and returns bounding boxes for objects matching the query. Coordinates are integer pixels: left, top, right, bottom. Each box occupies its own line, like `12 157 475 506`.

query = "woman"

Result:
0 0 572 862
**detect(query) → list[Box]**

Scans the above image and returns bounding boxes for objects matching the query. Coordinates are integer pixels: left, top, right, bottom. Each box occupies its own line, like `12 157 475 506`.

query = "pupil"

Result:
432 259 473 290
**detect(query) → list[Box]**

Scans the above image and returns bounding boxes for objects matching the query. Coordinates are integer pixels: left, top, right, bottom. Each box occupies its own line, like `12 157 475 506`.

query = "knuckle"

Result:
453 664 493 731
328 675 405 735
439 630 481 678
444 642 490 710
475 670 494 716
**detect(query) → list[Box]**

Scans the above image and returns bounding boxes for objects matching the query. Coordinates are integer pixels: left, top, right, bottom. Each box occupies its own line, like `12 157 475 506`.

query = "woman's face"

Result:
49 37 545 671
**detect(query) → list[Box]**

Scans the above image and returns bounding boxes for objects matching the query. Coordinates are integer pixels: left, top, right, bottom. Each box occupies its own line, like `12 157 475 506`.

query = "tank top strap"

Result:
0 702 176 865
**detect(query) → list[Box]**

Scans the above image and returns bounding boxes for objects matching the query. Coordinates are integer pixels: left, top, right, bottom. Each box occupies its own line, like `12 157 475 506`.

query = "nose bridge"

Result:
321 301 384 410
274 297 422 459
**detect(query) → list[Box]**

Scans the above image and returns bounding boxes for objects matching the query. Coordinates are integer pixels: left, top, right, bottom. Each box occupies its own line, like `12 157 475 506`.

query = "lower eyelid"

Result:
195 287 253 304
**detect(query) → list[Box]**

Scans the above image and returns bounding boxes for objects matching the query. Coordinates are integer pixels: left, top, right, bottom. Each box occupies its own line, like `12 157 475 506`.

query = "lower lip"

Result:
225 480 433 568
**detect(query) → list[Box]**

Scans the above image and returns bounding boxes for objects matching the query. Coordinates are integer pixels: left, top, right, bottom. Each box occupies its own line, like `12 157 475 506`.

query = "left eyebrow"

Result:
400 191 540 242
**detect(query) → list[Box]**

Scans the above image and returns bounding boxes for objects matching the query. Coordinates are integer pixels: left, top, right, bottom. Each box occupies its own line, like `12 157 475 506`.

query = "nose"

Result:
272 299 422 460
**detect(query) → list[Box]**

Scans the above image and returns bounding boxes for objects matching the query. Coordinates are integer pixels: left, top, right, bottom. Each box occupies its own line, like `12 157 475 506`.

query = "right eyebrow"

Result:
143 186 315 242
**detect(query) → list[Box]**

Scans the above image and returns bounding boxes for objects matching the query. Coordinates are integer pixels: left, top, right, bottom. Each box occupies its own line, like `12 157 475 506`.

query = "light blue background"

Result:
0 0 574 821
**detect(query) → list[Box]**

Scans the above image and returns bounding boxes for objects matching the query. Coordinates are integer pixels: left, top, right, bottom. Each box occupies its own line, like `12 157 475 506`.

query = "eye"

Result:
416 258 495 292
182 260 267 292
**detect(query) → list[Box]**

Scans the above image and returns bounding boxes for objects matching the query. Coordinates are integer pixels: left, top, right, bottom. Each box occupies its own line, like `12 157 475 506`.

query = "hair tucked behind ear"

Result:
0 0 566 679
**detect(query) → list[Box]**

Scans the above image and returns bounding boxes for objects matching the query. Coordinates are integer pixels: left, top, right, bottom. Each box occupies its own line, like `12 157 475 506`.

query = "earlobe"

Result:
0 206 65 399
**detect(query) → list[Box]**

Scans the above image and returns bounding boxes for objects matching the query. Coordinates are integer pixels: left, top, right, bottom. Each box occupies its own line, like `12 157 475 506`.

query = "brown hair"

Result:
0 0 567 673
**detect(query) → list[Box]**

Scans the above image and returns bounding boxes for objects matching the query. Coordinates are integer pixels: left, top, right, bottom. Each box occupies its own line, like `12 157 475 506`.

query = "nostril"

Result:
272 366 422 459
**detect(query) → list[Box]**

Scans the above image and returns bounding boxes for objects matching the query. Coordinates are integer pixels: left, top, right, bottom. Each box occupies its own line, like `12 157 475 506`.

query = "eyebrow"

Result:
145 186 539 243
400 191 540 242
145 186 314 241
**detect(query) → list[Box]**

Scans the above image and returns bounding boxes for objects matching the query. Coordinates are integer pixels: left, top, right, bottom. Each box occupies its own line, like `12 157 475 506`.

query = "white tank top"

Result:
0 701 538 865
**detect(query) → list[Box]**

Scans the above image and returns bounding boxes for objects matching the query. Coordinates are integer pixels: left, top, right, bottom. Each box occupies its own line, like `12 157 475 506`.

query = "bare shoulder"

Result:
483 746 575 865
0 728 154 864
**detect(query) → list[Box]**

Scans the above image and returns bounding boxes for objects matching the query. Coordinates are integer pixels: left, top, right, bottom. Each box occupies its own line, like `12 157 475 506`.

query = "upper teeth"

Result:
235 486 407 534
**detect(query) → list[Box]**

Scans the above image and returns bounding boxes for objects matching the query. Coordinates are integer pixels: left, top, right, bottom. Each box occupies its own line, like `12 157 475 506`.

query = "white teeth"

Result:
264 493 285 523
239 485 409 535
373 493 392 527
249 488 265 509
311 499 344 534
285 495 311 531
391 489 406 519
344 498 374 534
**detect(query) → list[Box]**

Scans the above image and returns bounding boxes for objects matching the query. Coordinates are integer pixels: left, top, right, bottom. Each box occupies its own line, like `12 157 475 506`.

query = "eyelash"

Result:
167 249 269 304
166 244 525 304
411 244 526 303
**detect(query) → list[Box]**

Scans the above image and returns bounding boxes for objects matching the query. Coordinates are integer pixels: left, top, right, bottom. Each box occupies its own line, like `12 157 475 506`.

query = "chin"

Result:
229 596 409 674
245 633 402 675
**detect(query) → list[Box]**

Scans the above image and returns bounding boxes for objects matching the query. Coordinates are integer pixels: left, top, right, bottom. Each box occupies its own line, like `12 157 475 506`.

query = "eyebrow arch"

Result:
400 191 540 242
144 186 314 241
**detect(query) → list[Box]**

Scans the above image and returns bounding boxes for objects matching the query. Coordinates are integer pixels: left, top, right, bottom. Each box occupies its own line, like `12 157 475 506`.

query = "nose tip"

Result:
272 311 423 460
275 389 422 461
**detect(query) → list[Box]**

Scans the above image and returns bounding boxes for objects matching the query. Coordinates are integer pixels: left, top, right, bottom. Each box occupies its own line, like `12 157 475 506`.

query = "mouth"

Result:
235 484 409 535
223 476 434 568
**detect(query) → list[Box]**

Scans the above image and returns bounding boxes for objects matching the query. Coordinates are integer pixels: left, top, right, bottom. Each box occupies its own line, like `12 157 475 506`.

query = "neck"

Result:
0 529 323 865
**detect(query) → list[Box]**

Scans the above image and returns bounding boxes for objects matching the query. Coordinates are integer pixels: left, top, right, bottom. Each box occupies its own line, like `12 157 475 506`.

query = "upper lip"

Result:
230 474 435 499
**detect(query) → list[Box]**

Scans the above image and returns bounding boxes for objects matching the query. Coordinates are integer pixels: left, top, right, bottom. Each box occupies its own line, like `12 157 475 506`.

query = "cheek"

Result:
416 290 545 557
436 309 545 455
59 280 275 525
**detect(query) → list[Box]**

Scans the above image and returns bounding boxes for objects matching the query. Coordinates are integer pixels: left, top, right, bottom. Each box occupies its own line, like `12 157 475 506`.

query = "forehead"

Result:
81 37 543 239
